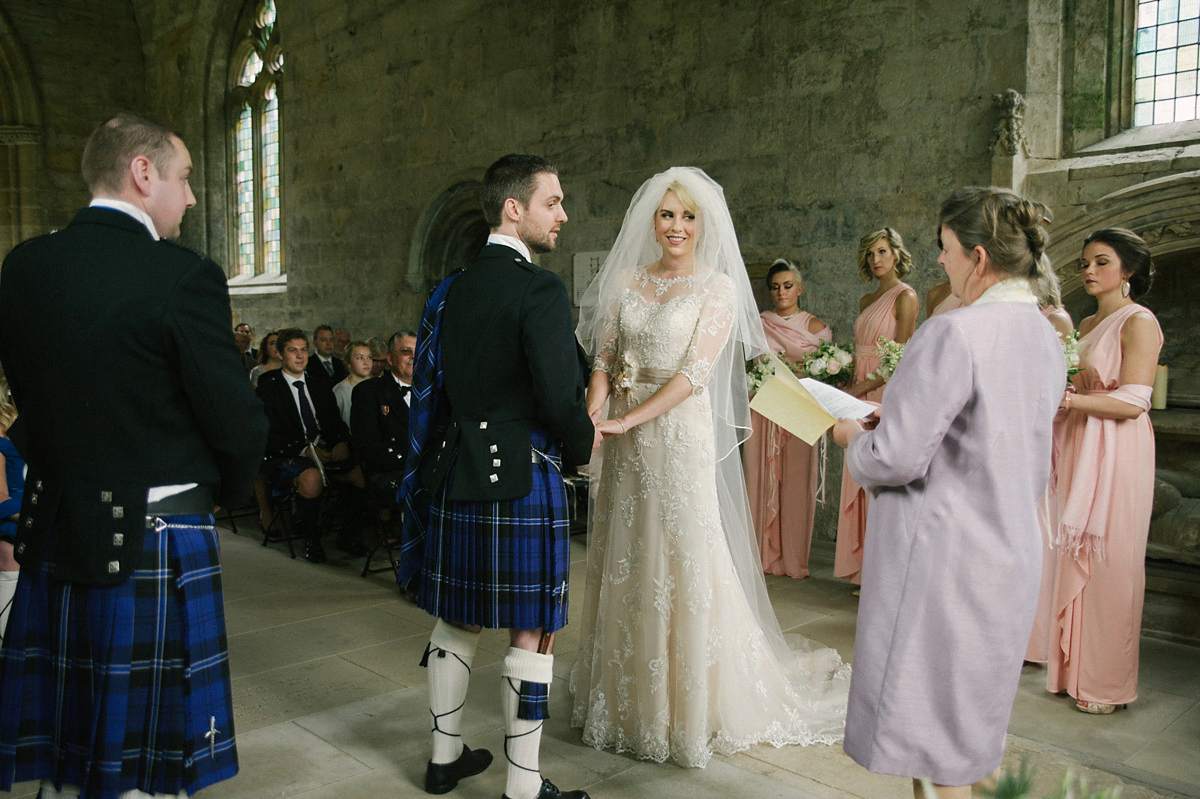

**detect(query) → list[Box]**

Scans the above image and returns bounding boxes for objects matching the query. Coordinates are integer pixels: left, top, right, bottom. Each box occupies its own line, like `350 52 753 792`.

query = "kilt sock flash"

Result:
425 619 481 764
501 648 553 799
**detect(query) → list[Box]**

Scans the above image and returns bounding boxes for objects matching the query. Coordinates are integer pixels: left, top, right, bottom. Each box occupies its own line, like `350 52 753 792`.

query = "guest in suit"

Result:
306 324 347 388
257 328 360 563
351 331 415 510
234 322 258 372
0 112 267 799
399 155 597 799
333 329 351 359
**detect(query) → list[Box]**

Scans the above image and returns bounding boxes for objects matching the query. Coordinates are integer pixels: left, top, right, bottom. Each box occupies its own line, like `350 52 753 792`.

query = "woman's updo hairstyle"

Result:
938 186 1052 281
856 227 913 281
765 258 799 289
1083 227 1155 300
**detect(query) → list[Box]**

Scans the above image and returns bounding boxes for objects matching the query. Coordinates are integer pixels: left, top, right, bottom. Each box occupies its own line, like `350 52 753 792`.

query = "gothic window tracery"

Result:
227 0 283 278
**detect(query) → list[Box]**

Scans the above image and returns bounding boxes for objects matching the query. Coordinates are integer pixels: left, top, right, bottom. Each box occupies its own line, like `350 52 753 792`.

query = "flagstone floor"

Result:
9 524 1198 799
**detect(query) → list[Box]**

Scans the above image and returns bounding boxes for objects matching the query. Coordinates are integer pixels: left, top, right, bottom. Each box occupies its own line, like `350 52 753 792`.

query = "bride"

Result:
571 167 849 768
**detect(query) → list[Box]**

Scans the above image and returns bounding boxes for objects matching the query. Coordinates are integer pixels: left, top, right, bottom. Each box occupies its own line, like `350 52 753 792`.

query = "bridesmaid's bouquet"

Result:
1062 330 1082 377
746 353 793 395
800 341 854 388
867 337 905 382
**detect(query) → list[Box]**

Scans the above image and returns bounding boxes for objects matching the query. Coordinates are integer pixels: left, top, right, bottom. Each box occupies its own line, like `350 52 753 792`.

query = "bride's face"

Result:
654 190 696 260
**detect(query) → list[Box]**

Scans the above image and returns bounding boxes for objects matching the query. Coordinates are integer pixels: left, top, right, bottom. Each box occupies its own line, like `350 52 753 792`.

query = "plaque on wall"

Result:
572 250 609 306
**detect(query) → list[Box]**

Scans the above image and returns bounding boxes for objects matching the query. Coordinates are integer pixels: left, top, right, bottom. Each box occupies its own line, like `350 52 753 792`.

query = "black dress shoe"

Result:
304 541 328 563
425 744 493 794
503 778 590 799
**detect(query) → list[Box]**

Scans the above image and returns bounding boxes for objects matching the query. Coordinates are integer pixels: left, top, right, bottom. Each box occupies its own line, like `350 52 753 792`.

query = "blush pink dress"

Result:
834 282 911 584
1045 303 1162 705
744 311 831 578
929 292 964 317
1026 305 1070 663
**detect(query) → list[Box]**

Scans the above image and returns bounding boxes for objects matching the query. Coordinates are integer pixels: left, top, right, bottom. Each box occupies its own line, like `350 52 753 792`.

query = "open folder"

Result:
748 353 876 444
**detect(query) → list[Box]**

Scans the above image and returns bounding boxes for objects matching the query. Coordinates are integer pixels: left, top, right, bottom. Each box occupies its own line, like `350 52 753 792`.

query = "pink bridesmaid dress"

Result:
1045 303 1162 705
834 282 912 584
744 311 831 577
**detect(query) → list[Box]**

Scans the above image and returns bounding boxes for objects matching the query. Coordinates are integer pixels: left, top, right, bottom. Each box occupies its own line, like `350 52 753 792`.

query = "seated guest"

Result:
307 324 347 388
334 340 375 426
249 330 282 388
366 336 389 378
334 329 351 359
351 330 415 515
257 328 360 563
234 322 258 372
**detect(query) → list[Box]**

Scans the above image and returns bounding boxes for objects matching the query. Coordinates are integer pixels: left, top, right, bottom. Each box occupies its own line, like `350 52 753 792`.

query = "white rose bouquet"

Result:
1062 330 1082 378
801 341 854 388
867 337 905 382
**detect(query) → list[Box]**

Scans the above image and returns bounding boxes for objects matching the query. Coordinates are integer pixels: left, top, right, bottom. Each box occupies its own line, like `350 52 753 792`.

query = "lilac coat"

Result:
843 299 1064 786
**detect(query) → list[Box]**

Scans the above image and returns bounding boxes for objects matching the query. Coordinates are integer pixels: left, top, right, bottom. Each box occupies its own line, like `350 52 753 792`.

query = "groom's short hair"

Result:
480 154 557 228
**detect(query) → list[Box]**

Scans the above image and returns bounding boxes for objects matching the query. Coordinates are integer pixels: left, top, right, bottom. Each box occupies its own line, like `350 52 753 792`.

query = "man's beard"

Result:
518 220 557 254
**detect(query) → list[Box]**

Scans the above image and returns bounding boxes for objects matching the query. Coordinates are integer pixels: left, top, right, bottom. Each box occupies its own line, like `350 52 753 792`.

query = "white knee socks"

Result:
501 648 554 799
0 570 17 646
427 619 481 765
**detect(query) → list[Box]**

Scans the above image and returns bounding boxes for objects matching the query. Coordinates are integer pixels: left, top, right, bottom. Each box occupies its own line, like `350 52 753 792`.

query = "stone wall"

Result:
0 3 145 231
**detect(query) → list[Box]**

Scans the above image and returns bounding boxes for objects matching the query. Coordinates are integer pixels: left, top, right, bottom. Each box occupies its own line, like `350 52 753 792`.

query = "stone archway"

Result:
406 180 489 294
0 7 44 253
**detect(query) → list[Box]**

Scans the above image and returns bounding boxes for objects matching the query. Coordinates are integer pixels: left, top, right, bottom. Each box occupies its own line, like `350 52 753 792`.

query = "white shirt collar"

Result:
390 372 411 388
284 370 307 386
89 198 160 240
487 232 532 262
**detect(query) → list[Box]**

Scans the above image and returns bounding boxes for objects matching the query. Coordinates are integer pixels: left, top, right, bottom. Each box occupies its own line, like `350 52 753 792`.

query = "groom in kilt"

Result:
0 114 267 799
399 155 596 799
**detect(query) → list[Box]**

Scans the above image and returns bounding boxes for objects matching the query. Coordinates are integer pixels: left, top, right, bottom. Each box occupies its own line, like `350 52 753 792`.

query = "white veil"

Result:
577 167 847 682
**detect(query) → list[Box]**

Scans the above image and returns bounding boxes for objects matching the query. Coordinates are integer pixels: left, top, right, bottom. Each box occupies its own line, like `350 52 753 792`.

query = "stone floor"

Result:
9 525 1198 799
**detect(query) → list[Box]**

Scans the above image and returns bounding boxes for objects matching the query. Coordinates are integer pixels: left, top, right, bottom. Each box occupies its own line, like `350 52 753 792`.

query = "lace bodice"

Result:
595 268 735 389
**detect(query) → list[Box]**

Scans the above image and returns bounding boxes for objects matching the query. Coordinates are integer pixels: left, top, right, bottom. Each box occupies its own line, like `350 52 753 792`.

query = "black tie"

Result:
398 385 410 399
293 380 320 440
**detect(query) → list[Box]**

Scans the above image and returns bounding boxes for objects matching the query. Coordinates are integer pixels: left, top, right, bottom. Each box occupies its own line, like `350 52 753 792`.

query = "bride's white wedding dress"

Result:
570 269 849 768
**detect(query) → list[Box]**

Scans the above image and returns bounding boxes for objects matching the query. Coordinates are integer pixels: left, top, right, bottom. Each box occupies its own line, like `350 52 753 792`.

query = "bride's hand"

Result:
596 419 625 437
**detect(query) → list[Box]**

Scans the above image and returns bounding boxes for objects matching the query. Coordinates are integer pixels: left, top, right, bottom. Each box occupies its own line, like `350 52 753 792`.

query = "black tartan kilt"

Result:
416 433 571 633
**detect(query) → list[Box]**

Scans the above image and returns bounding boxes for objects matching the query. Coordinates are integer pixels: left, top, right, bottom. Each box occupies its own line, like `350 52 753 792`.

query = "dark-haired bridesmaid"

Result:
1046 228 1163 715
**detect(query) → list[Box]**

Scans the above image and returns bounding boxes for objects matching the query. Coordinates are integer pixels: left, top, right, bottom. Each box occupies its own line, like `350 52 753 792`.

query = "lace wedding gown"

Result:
570 269 849 768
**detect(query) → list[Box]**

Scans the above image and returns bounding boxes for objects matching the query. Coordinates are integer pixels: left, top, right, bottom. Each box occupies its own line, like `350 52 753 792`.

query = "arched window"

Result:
227 0 283 279
1133 0 1200 126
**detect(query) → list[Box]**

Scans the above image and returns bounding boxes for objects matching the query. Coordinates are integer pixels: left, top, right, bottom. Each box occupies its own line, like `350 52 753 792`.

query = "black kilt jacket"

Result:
256 368 349 459
350 375 409 475
421 243 593 502
0 207 268 585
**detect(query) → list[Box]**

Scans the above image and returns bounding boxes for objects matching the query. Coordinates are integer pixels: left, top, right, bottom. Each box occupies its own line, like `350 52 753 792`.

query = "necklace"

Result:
641 266 695 296
779 310 802 319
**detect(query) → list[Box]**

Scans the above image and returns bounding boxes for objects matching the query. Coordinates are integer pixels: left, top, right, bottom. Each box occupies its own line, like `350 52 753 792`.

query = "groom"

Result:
404 155 596 799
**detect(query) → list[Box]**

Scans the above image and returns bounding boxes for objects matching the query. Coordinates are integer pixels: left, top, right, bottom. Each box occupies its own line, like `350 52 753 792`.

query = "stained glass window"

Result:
1134 0 1200 126
228 0 283 278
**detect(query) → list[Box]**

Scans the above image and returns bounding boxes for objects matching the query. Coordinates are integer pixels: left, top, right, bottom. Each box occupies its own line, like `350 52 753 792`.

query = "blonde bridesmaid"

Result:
834 228 918 585
744 259 831 578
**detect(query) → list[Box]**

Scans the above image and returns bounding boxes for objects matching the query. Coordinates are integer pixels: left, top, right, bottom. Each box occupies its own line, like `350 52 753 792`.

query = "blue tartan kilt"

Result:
417 432 571 633
0 514 237 799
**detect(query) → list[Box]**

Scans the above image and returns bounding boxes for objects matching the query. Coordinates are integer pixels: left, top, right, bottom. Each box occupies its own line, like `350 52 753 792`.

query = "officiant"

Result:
830 186 1065 799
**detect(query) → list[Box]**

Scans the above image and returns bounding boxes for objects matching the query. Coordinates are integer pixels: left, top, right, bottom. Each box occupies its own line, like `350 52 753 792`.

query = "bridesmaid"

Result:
925 279 962 317
834 228 918 586
1025 268 1074 664
1047 228 1161 714
744 259 831 578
